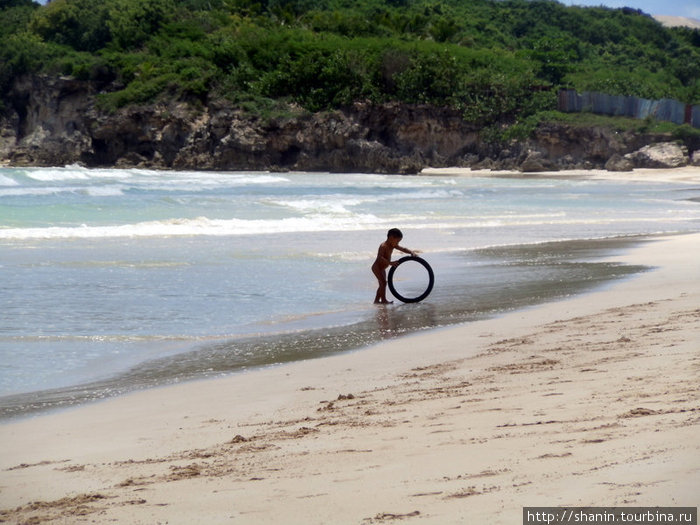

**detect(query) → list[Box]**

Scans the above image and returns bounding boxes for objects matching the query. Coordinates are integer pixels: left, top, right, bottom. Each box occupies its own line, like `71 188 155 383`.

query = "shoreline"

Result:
0 236 650 422
420 165 700 183
1 232 698 523
5 164 700 181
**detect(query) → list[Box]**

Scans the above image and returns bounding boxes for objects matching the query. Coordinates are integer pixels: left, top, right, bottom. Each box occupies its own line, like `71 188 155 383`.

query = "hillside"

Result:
1 0 699 171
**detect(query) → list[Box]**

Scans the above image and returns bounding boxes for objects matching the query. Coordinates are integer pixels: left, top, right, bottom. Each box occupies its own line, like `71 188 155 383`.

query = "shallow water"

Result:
1 167 698 419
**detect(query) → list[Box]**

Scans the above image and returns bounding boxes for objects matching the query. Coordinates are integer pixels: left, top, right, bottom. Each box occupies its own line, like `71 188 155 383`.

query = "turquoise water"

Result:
1 167 698 418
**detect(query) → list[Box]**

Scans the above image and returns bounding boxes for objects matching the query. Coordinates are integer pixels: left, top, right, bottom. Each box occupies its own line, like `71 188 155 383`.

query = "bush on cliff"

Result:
0 0 698 127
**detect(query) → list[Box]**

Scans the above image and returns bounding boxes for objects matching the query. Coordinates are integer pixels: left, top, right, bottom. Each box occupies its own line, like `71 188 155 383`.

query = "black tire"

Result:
387 256 434 303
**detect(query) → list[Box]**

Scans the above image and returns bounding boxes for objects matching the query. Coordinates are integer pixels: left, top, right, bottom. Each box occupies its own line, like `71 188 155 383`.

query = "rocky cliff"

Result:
1 75 697 173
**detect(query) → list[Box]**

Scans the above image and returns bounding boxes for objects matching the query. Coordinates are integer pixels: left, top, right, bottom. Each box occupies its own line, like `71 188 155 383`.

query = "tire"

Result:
387 256 434 303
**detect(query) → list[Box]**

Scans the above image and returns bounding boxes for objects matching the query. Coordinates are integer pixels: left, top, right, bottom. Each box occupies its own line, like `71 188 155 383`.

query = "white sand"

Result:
1 231 698 524
420 166 700 184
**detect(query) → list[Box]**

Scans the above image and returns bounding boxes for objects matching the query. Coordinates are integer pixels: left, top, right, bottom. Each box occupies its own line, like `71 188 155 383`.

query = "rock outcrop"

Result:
1 74 696 173
0 76 479 173
520 150 558 172
623 142 689 169
2 75 96 166
604 154 634 172
691 150 700 166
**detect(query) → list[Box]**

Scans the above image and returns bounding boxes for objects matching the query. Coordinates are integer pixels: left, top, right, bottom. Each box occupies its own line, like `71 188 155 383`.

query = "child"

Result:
371 228 416 304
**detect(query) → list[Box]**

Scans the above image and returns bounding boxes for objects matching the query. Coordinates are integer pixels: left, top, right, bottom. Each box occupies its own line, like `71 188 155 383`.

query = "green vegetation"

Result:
526 111 681 132
1 0 699 130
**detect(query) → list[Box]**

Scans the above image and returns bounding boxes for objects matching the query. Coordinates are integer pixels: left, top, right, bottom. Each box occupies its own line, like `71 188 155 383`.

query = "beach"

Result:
421 166 700 184
0 227 698 523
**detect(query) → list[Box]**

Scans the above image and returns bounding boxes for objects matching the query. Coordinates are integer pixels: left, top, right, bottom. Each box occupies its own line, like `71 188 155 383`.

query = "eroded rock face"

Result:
3 75 96 166
0 112 19 160
1 74 696 173
624 142 689 169
1 81 481 173
530 123 626 166
525 123 672 171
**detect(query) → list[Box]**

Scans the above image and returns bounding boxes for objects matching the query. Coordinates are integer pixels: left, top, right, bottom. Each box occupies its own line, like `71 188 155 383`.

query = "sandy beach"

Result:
1 229 699 523
421 165 700 184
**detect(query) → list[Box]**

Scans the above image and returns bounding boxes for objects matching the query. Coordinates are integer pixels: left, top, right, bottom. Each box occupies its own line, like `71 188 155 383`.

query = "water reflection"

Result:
374 302 438 338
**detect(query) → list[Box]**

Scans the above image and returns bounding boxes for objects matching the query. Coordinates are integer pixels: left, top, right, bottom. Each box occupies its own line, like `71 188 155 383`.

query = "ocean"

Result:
1 166 698 420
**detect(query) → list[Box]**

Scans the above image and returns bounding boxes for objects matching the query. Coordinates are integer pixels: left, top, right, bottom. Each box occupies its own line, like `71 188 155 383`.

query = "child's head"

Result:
387 228 403 241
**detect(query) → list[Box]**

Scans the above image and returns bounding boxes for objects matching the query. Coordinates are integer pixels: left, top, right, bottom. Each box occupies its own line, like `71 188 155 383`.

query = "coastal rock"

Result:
1 74 697 173
519 150 559 172
520 151 545 172
605 153 634 172
529 123 623 166
690 150 700 166
4 75 95 166
473 157 496 169
624 142 688 169
524 122 674 170
0 112 18 162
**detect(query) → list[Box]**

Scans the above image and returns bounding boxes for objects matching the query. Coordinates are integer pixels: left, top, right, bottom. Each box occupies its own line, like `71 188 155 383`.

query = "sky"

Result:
559 0 700 19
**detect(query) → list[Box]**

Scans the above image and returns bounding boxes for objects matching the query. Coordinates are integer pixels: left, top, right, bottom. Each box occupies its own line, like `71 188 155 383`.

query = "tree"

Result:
528 36 579 84
107 0 175 50
29 0 110 51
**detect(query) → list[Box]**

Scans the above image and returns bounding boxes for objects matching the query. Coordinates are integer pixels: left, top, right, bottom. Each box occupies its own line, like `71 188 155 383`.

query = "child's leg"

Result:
371 264 386 303
372 264 391 304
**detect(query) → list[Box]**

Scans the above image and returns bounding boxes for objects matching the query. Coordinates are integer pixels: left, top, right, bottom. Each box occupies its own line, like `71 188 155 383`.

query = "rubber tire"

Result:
387 256 434 303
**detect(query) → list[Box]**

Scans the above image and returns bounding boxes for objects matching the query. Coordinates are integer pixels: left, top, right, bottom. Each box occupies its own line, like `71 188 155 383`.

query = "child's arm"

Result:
396 245 417 256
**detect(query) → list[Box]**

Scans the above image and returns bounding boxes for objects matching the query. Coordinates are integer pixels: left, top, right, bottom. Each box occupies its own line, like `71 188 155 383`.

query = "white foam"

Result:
266 197 371 215
307 251 374 261
0 214 387 240
23 168 91 182
0 186 78 197
141 173 290 191
0 174 19 186
264 189 465 216
2 212 694 241
83 185 125 197
384 189 466 200
0 184 125 197
15 167 289 187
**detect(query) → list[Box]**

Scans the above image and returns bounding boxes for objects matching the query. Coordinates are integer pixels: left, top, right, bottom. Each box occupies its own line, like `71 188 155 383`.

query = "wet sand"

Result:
0 230 698 524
